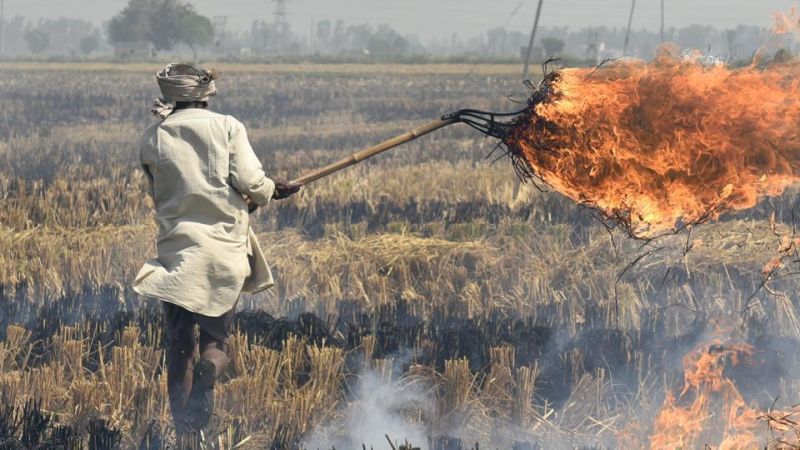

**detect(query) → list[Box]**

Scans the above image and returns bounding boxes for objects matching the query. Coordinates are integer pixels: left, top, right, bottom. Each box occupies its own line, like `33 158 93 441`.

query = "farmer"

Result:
133 63 300 432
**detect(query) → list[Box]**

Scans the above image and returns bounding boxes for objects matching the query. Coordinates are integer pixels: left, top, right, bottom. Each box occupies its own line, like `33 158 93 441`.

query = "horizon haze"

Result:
6 0 797 42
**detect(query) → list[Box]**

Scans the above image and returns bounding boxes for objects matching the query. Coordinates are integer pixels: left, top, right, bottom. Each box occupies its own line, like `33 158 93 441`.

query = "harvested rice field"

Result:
2 63 800 449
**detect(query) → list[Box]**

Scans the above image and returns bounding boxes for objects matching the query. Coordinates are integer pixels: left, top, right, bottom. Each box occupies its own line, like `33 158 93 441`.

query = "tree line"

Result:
0 0 778 62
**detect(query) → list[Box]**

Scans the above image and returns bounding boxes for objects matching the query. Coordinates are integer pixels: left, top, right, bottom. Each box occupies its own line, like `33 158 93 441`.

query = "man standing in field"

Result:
133 63 300 433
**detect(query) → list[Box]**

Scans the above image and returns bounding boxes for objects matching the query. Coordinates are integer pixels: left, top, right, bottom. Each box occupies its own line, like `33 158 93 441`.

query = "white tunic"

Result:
134 108 275 316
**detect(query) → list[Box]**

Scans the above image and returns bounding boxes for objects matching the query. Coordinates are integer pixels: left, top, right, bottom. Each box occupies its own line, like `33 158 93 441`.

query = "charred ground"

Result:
1 63 800 448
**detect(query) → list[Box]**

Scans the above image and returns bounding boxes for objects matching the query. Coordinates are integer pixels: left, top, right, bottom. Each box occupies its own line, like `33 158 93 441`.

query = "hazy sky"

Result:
7 0 799 41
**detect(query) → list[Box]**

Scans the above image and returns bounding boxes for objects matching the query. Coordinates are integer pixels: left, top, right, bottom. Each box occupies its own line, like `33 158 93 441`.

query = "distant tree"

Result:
108 0 150 44
315 20 332 52
367 24 409 57
541 37 565 56
677 24 714 50
316 20 332 43
332 20 346 51
146 0 185 50
345 23 372 52
108 0 213 59
24 29 49 55
79 35 100 55
486 27 508 55
175 12 213 59
725 29 737 60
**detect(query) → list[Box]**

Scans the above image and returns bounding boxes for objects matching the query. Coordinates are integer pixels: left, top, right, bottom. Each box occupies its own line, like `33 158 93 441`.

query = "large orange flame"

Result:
505 45 800 237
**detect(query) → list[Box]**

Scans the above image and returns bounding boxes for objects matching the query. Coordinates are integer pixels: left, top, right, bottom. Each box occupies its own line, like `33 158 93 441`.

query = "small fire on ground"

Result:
618 329 800 449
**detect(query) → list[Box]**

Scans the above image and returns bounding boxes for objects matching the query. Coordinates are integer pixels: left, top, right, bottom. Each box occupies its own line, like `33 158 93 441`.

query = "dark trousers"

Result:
162 302 236 430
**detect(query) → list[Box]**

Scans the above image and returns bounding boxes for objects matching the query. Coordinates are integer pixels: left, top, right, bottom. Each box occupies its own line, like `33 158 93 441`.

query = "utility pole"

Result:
272 0 289 55
660 0 665 42
521 0 544 81
623 0 636 57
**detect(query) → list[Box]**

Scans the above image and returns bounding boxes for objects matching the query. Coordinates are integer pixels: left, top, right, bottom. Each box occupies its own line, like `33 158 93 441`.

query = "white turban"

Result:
151 63 219 119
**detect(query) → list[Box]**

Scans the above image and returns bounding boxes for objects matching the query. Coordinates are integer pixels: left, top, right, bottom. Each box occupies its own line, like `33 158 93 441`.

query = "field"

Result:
1 62 800 449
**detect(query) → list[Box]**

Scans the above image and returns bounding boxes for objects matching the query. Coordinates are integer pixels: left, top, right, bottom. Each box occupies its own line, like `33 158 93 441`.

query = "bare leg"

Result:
166 324 196 430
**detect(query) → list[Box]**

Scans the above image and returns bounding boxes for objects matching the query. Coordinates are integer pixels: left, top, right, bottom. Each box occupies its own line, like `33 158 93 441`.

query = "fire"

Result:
504 44 800 237
615 331 800 449
648 339 762 449
772 7 800 35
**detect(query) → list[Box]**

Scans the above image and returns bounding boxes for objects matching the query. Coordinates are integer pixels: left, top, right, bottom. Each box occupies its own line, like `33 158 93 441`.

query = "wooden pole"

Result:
623 0 636 57
660 0 665 42
291 117 460 186
521 0 544 81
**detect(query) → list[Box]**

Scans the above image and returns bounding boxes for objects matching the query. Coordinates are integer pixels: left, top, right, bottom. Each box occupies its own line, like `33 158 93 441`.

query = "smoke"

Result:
302 369 431 450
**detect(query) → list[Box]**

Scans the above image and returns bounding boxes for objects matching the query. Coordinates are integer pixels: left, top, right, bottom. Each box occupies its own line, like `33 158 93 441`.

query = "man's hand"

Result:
245 196 258 214
272 179 301 200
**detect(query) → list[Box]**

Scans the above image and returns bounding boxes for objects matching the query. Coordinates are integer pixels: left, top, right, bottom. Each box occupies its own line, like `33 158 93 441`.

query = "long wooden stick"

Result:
290 116 460 186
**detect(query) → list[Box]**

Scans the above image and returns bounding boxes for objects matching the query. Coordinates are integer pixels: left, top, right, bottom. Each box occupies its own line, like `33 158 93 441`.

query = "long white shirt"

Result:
134 108 275 316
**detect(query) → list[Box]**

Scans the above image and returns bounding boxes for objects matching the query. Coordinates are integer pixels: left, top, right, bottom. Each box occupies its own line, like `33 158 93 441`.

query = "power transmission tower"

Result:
623 0 636 57
273 0 289 54
521 0 544 81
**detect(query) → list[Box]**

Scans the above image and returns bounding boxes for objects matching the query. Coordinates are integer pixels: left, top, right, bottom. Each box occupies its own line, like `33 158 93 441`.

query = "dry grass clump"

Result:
0 326 166 447
2 218 795 332
0 325 347 448
267 230 500 317
0 224 154 298
290 161 535 209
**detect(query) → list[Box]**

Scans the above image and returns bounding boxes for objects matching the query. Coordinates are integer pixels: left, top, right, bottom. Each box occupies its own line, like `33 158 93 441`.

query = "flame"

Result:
648 339 762 449
616 331 800 449
772 7 800 35
505 44 800 237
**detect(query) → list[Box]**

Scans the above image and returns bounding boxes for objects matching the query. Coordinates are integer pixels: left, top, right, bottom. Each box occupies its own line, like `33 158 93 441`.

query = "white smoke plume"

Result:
302 369 431 449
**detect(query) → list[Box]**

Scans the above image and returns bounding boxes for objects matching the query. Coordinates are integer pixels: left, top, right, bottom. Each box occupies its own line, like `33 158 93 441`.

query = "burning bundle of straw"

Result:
500 45 800 237
297 43 800 240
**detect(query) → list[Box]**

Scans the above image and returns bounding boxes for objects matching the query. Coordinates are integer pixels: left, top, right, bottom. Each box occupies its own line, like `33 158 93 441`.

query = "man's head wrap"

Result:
151 63 219 119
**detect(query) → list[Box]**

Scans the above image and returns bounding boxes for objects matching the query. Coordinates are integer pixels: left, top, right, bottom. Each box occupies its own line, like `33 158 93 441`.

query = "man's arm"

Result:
142 163 155 200
140 134 155 200
228 119 276 207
